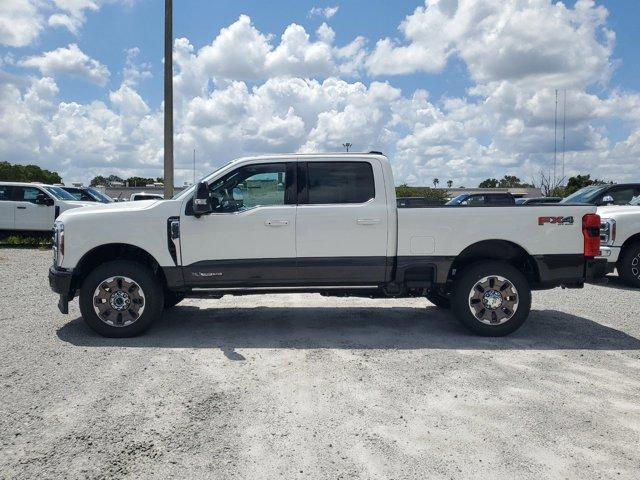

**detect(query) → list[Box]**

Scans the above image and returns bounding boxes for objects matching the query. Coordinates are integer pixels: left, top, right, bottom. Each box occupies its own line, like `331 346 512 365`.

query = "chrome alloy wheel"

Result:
467 275 519 325
632 253 640 279
93 276 145 327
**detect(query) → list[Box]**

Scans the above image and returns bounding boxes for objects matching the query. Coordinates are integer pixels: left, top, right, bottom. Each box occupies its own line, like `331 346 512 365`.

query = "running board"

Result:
186 285 380 298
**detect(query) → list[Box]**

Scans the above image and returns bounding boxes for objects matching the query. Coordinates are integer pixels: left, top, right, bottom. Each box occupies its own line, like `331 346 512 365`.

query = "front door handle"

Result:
265 219 289 227
16 206 26 210
356 218 380 225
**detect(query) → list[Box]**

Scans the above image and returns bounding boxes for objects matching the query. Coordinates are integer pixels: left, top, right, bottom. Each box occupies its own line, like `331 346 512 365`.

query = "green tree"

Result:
432 178 439 188
126 176 155 187
478 178 499 188
90 175 108 187
0 161 62 184
446 180 453 188
564 174 607 195
395 184 448 201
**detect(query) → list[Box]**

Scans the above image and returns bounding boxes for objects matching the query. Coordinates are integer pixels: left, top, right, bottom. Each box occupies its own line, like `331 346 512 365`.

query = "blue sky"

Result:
1 0 639 186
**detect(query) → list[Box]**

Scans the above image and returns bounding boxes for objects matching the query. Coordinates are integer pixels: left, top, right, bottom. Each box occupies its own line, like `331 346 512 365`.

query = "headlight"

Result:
600 218 616 246
53 221 64 265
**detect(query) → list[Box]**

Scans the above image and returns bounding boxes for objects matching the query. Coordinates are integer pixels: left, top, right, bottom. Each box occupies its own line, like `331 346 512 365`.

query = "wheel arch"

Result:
449 239 539 286
620 232 640 253
72 243 167 293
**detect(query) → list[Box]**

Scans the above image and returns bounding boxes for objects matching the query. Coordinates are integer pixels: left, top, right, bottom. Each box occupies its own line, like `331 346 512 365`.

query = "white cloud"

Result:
366 0 615 89
0 0 44 47
2 4 640 190
173 15 366 91
0 0 135 45
308 6 339 19
19 43 110 86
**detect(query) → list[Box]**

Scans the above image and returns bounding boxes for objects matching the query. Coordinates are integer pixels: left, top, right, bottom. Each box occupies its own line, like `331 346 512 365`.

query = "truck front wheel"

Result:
79 260 164 337
617 241 640 288
451 261 531 336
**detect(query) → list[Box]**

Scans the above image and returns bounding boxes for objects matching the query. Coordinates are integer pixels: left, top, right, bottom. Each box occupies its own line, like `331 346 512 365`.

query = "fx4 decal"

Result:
538 216 574 226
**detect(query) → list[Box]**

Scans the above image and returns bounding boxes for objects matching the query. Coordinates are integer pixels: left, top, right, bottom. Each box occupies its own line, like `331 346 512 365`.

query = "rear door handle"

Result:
16 206 26 209
356 218 380 225
265 219 289 227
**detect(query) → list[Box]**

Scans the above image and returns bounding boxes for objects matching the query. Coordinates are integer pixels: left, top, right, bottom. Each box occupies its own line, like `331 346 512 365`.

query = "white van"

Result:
0 182 93 232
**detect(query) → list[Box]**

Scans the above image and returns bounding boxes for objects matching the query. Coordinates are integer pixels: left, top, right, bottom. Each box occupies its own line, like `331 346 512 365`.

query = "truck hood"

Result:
57 199 180 223
597 205 640 217
66 200 97 208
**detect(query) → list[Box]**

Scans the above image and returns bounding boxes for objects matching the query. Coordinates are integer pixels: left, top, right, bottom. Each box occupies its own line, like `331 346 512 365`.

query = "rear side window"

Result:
0 185 12 201
306 162 375 204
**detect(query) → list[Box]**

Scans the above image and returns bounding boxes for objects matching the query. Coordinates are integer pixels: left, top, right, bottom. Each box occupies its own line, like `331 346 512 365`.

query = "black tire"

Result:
425 288 451 309
79 260 164 337
164 291 185 309
451 260 531 336
618 241 640 288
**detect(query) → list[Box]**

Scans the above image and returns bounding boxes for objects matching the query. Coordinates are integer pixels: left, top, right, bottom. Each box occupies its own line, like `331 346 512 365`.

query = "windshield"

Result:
560 185 605 204
445 194 468 206
86 187 113 203
43 185 77 201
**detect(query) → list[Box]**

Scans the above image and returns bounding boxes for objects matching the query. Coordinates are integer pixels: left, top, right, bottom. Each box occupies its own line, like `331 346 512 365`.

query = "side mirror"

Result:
601 195 614 205
36 193 54 206
192 181 212 216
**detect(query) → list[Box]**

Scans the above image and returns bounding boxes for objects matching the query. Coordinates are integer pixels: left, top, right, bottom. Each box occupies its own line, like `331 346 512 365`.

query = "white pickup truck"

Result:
49 153 605 337
598 196 640 287
0 182 93 231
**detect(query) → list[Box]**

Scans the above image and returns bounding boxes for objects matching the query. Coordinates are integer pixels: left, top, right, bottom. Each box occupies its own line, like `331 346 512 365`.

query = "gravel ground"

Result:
1 248 640 479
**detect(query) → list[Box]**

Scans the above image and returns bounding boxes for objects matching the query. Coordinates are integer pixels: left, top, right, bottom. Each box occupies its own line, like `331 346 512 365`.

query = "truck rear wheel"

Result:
79 260 164 337
452 261 531 336
618 241 640 288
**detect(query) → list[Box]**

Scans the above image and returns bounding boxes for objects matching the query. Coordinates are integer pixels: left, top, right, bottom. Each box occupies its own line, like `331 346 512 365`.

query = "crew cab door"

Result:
179 161 297 287
13 186 55 231
295 159 388 284
0 185 14 230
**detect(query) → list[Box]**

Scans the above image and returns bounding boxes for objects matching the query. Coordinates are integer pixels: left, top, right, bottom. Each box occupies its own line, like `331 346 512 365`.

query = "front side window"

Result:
306 162 375 204
16 187 44 203
209 163 287 213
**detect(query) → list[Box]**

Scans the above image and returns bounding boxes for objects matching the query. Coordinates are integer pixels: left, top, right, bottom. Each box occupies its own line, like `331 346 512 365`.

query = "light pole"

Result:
163 0 174 198
342 142 352 152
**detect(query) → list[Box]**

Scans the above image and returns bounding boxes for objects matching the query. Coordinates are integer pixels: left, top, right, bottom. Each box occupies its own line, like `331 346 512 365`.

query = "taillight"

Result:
582 213 600 257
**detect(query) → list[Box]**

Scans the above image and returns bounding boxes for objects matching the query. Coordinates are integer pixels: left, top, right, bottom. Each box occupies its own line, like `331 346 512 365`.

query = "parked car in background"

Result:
0 182 92 231
598 194 640 287
445 192 516 206
49 152 603 338
62 186 113 203
397 197 446 208
561 183 640 206
130 192 163 201
516 197 562 205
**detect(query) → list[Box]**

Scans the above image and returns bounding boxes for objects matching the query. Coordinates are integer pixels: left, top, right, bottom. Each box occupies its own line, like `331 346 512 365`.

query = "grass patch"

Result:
0 233 52 249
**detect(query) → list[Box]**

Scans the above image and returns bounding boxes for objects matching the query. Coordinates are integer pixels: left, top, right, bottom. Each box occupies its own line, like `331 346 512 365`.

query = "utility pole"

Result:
553 89 558 189
163 0 174 198
193 148 196 184
561 89 566 182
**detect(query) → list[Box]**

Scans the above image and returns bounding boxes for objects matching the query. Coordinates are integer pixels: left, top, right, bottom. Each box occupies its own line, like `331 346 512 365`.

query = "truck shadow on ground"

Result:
599 275 639 292
56 305 640 352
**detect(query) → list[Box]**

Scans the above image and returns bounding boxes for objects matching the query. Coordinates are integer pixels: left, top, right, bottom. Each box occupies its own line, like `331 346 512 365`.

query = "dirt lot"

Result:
1 248 640 479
